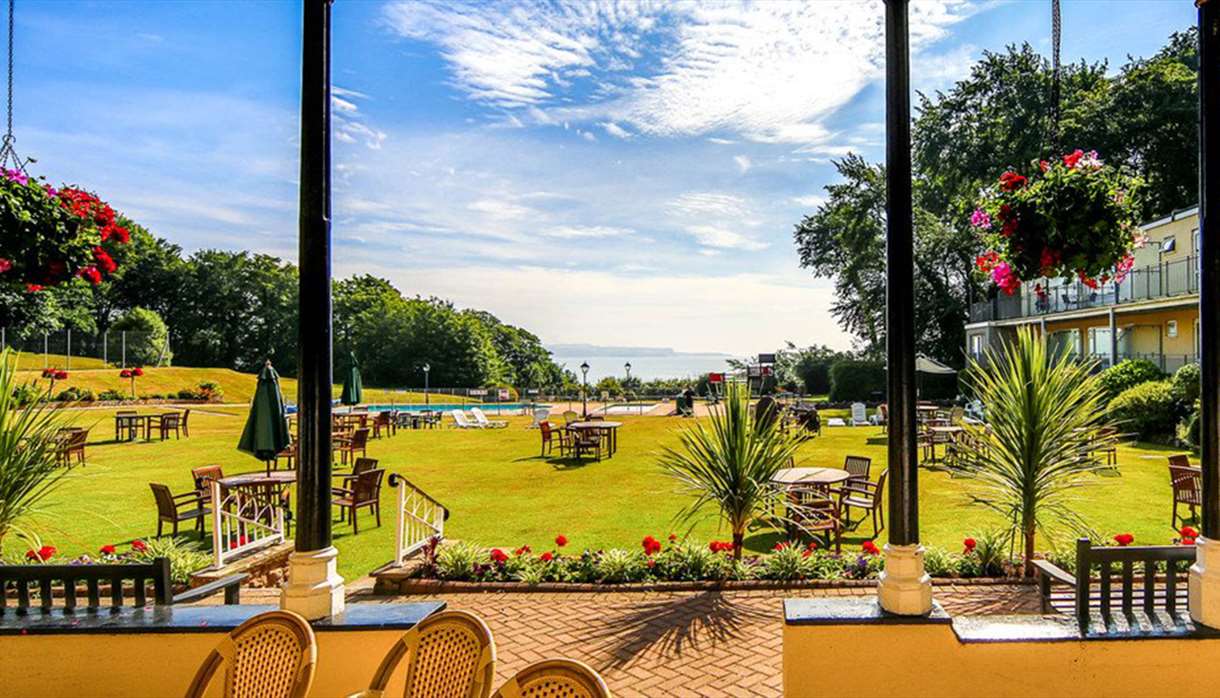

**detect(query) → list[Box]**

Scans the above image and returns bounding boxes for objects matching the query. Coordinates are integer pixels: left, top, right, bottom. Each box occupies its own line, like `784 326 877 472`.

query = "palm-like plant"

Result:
948 327 1114 576
0 350 74 549
659 382 808 560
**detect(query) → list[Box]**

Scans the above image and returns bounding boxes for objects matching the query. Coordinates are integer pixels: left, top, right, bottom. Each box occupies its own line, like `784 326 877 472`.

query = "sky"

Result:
15 0 1197 355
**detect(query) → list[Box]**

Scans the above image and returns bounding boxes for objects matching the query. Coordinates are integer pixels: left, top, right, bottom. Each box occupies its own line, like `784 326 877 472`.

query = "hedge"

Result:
1107 380 1180 440
828 361 886 402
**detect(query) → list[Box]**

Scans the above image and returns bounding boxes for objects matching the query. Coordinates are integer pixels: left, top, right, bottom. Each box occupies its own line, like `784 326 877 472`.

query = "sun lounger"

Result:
450 410 482 429
470 407 508 428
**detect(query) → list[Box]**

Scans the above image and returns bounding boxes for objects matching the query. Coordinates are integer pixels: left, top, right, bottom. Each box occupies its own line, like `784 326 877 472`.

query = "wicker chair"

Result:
351 610 496 698
492 659 610 698
192 465 225 506
185 609 317 698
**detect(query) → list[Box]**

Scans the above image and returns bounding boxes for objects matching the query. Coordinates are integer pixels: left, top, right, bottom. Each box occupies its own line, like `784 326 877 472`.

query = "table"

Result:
925 425 965 461
567 421 623 456
114 412 177 441
772 467 851 489
216 471 297 525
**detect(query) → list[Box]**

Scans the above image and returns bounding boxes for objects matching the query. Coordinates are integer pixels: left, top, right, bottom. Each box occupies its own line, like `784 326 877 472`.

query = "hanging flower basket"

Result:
972 149 1144 296
0 168 130 293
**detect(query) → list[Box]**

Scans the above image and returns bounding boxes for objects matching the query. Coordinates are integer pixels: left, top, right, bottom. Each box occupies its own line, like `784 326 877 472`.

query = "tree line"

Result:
794 32 1199 365
14 228 567 389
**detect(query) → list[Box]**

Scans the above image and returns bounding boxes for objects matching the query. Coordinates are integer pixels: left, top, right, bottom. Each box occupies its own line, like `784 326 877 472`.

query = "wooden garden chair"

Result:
156 412 182 440
55 428 88 466
841 469 887 536
334 427 370 465
192 464 225 506
571 428 602 461
181 408 192 437
786 487 841 552
185 609 316 698
1169 459 1202 529
149 482 209 538
334 456 378 487
372 411 394 439
350 610 496 698
539 420 558 456
331 467 384 534
492 659 610 698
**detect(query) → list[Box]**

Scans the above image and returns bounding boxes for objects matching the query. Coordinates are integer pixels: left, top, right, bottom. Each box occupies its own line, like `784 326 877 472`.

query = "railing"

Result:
1 328 167 369
970 255 1200 323
390 473 448 566
210 481 286 569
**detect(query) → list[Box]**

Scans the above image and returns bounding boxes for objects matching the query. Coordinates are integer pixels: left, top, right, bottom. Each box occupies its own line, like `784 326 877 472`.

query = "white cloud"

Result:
542 225 633 239
733 154 752 174
669 192 749 218
599 121 632 139
382 1 976 144
791 193 827 208
686 224 768 251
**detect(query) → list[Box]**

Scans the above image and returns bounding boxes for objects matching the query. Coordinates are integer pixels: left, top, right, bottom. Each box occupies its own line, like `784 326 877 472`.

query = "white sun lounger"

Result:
450 409 482 429
470 407 508 428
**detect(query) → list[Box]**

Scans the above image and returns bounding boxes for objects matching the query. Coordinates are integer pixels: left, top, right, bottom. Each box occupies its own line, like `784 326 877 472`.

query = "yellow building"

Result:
965 206 1201 372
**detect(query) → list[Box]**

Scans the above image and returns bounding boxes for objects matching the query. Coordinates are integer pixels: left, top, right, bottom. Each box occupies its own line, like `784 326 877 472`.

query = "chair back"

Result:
375 411 391 426
540 421 554 440
470 407 490 424
492 658 610 698
562 410 579 425
1169 454 1192 468
185 609 316 698
1170 464 1202 504
451 410 472 427
878 404 888 422
362 610 496 698
843 455 871 480
192 465 225 495
182 407 191 425
161 413 181 429
354 468 385 505
352 457 378 476
871 469 889 504
149 483 178 517
850 402 867 423
349 428 370 448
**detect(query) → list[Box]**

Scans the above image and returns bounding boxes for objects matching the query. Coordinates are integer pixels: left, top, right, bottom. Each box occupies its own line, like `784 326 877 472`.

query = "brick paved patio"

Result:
340 583 1041 697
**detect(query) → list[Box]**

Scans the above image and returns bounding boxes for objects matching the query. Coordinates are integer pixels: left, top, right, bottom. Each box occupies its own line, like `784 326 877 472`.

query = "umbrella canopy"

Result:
340 351 363 406
237 361 291 462
915 355 957 375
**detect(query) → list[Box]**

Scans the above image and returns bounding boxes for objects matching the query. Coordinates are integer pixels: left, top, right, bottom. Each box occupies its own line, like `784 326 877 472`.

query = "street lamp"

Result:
624 361 632 384
422 363 430 407
580 361 590 418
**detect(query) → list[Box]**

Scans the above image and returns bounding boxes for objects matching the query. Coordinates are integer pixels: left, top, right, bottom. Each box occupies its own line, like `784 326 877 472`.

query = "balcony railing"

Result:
970 255 1200 323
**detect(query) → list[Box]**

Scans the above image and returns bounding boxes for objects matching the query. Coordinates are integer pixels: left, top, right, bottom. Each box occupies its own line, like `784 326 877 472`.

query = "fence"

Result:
969 254 1200 323
390 473 447 566
1 328 169 369
210 481 286 569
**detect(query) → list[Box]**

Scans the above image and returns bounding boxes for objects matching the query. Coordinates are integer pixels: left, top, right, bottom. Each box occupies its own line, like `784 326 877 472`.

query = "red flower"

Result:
668 533 677 542
708 541 730 554
646 559 656 568
27 545 56 561
862 540 881 556
539 551 554 562
120 369 132 379
1078 270 1099 289
132 367 144 377
99 544 117 555
773 541 789 551
0 258 11 273
1182 537 1197 546
1039 248 1061 276
555 534 568 548
1039 159 1050 172
999 171 1027 192
1113 533 1134 546
802 550 812 558
963 538 977 554
641 535 662 556
1181 526 1199 539
514 545 531 556
490 548 508 563
93 246 117 274
25 283 43 293
78 266 102 285
806 541 818 552
55 371 68 380
1063 149 1084 169
131 540 147 552
975 251 1000 273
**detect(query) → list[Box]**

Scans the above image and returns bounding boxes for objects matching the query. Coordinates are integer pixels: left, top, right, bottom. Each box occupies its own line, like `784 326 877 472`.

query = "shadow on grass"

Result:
576 590 772 669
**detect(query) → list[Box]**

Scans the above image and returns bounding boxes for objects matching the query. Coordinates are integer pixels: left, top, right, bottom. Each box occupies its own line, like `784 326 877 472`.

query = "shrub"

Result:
1107 380 1180 440
197 381 224 402
1181 400 1202 449
97 389 125 402
758 543 814 580
127 537 210 585
958 531 1010 577
11 382 39 407
653 541 732 580
1171 362 1201 404
1098 359 1163 402
110 307 172 366
828 361 885 402
76 388 94 401
922 546 959 577
55 388 81 402
177 389 198 400
595 549 647 583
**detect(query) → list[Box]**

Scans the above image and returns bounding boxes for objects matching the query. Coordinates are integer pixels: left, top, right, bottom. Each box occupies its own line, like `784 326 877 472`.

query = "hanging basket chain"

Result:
0 0 24 174
1048 0 1062 155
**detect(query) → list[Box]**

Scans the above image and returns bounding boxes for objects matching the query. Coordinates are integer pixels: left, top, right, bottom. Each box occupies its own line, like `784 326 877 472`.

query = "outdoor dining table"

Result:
771 467 851 491
567 421 623 456
215 470 297 524
114 412 176 441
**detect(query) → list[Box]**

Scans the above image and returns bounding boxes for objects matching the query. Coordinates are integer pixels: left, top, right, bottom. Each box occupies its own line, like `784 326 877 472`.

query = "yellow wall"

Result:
784 621 1220 698
0 628 414 697
1135 212 1197 267
1042 305 1198 359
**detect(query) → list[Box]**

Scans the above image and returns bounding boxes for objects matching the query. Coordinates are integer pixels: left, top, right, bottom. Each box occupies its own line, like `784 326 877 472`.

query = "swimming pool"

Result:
287 402 548 415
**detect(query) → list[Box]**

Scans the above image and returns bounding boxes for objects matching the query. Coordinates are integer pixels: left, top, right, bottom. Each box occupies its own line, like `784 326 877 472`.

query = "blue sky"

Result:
16 0 1196 355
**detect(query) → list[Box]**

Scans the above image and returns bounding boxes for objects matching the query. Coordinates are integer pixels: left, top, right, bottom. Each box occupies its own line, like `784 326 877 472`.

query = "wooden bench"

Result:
0 557 247 613
1033 537 1196 631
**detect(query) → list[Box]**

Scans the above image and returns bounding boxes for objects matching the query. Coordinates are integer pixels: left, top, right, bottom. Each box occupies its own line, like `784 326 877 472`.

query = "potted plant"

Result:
972 149 1143 297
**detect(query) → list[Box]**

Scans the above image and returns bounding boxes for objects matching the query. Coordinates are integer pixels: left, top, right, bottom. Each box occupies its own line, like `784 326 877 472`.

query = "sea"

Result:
547 346 741 382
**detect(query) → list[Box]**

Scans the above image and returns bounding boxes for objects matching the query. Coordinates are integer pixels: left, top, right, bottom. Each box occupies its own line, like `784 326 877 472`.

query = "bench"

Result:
1033 537 1196 631
1 557 248 613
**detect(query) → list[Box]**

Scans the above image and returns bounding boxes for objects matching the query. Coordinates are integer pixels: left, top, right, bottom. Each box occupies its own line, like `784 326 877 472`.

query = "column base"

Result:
280 546 345 621
877 543 933 616
1189 535 1220 628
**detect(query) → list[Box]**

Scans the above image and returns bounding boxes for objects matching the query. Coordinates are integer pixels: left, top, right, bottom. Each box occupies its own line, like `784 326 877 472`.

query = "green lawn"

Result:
5 407 1195 581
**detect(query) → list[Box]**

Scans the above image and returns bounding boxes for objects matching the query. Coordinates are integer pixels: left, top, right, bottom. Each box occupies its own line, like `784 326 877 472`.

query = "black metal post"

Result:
885 0 918 547
1199 0 1220 539
296 0 334 553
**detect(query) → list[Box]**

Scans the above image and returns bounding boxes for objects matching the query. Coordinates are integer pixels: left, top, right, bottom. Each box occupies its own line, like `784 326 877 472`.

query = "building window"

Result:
1167 320 1178 338
1162 236 1176 254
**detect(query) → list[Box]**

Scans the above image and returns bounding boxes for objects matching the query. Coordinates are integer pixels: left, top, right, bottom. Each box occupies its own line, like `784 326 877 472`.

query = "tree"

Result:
948 328 1114 576
110 307 172 366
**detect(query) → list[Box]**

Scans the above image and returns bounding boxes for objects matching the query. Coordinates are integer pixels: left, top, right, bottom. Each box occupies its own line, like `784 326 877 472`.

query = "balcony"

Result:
969 255 1200 323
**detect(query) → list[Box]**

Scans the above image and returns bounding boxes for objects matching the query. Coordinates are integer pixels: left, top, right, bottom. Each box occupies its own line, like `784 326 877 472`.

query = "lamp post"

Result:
422 363 430 407
580 361 590 418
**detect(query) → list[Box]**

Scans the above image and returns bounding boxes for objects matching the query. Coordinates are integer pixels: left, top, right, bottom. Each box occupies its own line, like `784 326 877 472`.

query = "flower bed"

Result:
396 535 1016 590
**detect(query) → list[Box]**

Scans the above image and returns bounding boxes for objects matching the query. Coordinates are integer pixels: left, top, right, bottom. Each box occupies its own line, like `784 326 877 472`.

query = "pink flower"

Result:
970 208 991 230
991 262 1021 295
1114 254 1135 285
0 258 11 273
